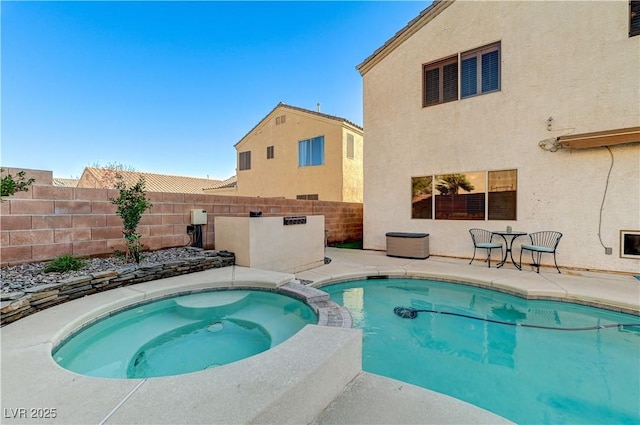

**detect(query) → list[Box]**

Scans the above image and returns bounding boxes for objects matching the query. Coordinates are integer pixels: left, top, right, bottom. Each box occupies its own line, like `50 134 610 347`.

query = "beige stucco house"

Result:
358 1 639 273
205 103 363 202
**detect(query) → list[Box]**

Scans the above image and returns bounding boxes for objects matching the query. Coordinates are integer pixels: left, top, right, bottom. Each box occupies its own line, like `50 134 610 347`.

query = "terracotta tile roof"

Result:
235 102 363 147
203 175 237 190
52 178 79 187
78 167 224 194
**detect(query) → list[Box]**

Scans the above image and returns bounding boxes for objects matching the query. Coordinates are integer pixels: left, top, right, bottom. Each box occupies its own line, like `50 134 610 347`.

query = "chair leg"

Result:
519 249 525 270
553 252 561 273
470 247 476 265
487 249 491 268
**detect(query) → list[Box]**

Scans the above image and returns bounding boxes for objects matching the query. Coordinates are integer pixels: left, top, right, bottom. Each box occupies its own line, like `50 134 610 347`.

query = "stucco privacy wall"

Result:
361 1 640 273
0 168 363 266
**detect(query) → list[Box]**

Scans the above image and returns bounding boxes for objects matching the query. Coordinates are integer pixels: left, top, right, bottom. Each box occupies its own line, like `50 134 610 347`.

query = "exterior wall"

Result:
341 128 364 203
0 176 363 266
362 1 640 273
215 216 325 273
233 107 363 202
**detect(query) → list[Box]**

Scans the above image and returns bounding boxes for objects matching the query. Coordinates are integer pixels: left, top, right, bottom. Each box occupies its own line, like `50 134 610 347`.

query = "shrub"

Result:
1 168 35 201
43 255 87 273
109 176 152 263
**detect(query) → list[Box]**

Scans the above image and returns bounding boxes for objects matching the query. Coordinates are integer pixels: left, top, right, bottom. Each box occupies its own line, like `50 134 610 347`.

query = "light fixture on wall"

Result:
538 137 562 152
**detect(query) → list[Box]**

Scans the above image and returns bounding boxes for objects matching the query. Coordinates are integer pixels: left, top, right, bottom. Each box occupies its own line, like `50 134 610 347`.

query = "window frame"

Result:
267 145 274 159
460 42 501 99
411 169 517 221
631 1 640 37
298 136 325 167
238 151 251 171
422 55 458 107
346 133 355 160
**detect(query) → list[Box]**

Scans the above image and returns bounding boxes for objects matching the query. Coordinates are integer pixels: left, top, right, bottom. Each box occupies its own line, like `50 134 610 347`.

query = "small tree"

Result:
109 175 152 263
1 168 36 201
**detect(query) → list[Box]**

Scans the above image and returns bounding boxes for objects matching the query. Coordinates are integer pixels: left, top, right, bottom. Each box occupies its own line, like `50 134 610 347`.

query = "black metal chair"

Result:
519 231 563 273
469 229 503 268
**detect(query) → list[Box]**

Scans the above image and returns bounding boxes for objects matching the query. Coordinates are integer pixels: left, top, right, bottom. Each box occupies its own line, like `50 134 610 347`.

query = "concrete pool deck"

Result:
1 248 638 424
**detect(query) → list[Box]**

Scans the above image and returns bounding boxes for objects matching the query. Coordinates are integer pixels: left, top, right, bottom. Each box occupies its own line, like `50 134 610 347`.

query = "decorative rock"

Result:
0 247 235 326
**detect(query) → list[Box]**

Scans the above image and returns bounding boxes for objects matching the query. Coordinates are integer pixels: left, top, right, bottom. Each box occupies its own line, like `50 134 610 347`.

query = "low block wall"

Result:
0 251 235 326
1 177 363 266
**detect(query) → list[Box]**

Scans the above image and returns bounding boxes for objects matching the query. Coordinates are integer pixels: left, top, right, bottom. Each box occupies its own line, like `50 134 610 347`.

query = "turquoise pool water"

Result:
53 290 317 378
324 278 640 425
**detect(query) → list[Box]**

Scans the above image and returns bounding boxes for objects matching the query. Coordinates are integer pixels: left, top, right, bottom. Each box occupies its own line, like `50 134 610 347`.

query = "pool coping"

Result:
3 249 638 424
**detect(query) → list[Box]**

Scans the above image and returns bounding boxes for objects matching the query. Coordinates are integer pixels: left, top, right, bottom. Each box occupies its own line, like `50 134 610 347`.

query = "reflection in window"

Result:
435 172 485 220
412 176 433 219
488 170 517 220
299 136 325 167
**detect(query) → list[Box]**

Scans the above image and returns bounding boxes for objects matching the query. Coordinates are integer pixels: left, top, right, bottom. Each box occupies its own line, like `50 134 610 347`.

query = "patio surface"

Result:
1 247 638 424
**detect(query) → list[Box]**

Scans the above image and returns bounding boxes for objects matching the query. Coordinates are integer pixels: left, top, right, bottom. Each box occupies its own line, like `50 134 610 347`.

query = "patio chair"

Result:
469 228 503 268
519 231 563 273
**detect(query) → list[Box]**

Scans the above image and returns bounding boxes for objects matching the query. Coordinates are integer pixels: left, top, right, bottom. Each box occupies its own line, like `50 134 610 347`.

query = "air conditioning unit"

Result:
190 209 207 225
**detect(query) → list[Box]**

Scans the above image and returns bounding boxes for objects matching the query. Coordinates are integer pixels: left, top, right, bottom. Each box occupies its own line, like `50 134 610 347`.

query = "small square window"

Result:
275 115 286 125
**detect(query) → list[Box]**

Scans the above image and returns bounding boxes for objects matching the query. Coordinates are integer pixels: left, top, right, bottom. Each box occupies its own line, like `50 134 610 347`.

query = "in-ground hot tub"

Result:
52 290 317 378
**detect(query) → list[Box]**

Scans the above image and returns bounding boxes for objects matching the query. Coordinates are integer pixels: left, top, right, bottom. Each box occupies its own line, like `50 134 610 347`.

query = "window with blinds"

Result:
423 56 458 106
422 42 501 108
461 43 501 98
346 133 355 159
239 151 251 170
631 1 640 37
411 169 517 220
296 194 319 200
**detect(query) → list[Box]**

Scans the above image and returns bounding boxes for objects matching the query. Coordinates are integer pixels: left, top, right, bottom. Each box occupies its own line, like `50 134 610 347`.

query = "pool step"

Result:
175 291 251 320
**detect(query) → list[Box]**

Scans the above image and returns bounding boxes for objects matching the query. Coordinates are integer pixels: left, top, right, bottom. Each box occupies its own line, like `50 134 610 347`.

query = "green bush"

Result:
43 255 87 273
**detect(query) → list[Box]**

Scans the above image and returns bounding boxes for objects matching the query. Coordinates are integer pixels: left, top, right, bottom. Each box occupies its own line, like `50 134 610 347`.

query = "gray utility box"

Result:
385 232 430 259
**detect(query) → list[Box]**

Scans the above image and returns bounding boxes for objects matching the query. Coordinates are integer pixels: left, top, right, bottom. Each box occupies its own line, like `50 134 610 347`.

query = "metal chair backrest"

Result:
469 228 495 246
528 231 562 249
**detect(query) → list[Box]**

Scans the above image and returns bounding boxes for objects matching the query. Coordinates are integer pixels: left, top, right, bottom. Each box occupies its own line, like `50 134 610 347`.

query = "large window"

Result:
423 42 501 107
239 151 251 170
411 169 517 220
298 136 325 167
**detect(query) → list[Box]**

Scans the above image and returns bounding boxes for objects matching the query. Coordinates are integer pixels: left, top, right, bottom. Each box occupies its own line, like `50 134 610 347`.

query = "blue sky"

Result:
1 1 428 180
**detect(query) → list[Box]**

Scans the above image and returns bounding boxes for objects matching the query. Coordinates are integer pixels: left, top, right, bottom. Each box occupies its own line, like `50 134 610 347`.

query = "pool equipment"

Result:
393 306 640 331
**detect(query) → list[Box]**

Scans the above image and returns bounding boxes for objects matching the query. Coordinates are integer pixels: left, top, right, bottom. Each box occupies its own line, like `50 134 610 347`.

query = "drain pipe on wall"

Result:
598 146 614 255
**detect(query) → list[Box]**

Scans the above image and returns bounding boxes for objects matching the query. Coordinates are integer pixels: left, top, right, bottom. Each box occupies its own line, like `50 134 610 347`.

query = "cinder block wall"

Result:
0 175 363 266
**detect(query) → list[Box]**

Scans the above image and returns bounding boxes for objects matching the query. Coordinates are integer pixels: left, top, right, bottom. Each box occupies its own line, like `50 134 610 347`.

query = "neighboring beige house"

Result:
77 167 223 194
358 1 639 273
205 103 363 202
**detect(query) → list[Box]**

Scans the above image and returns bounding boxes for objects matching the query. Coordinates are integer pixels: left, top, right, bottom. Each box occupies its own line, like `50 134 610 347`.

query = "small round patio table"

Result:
492 230 527 269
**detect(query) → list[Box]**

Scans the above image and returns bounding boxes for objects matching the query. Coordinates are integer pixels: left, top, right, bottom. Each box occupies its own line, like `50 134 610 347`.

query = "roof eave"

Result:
356 0 455 76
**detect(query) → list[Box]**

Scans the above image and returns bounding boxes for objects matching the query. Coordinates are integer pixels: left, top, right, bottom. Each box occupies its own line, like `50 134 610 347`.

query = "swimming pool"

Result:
53 290 317 378
324 278 640 424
